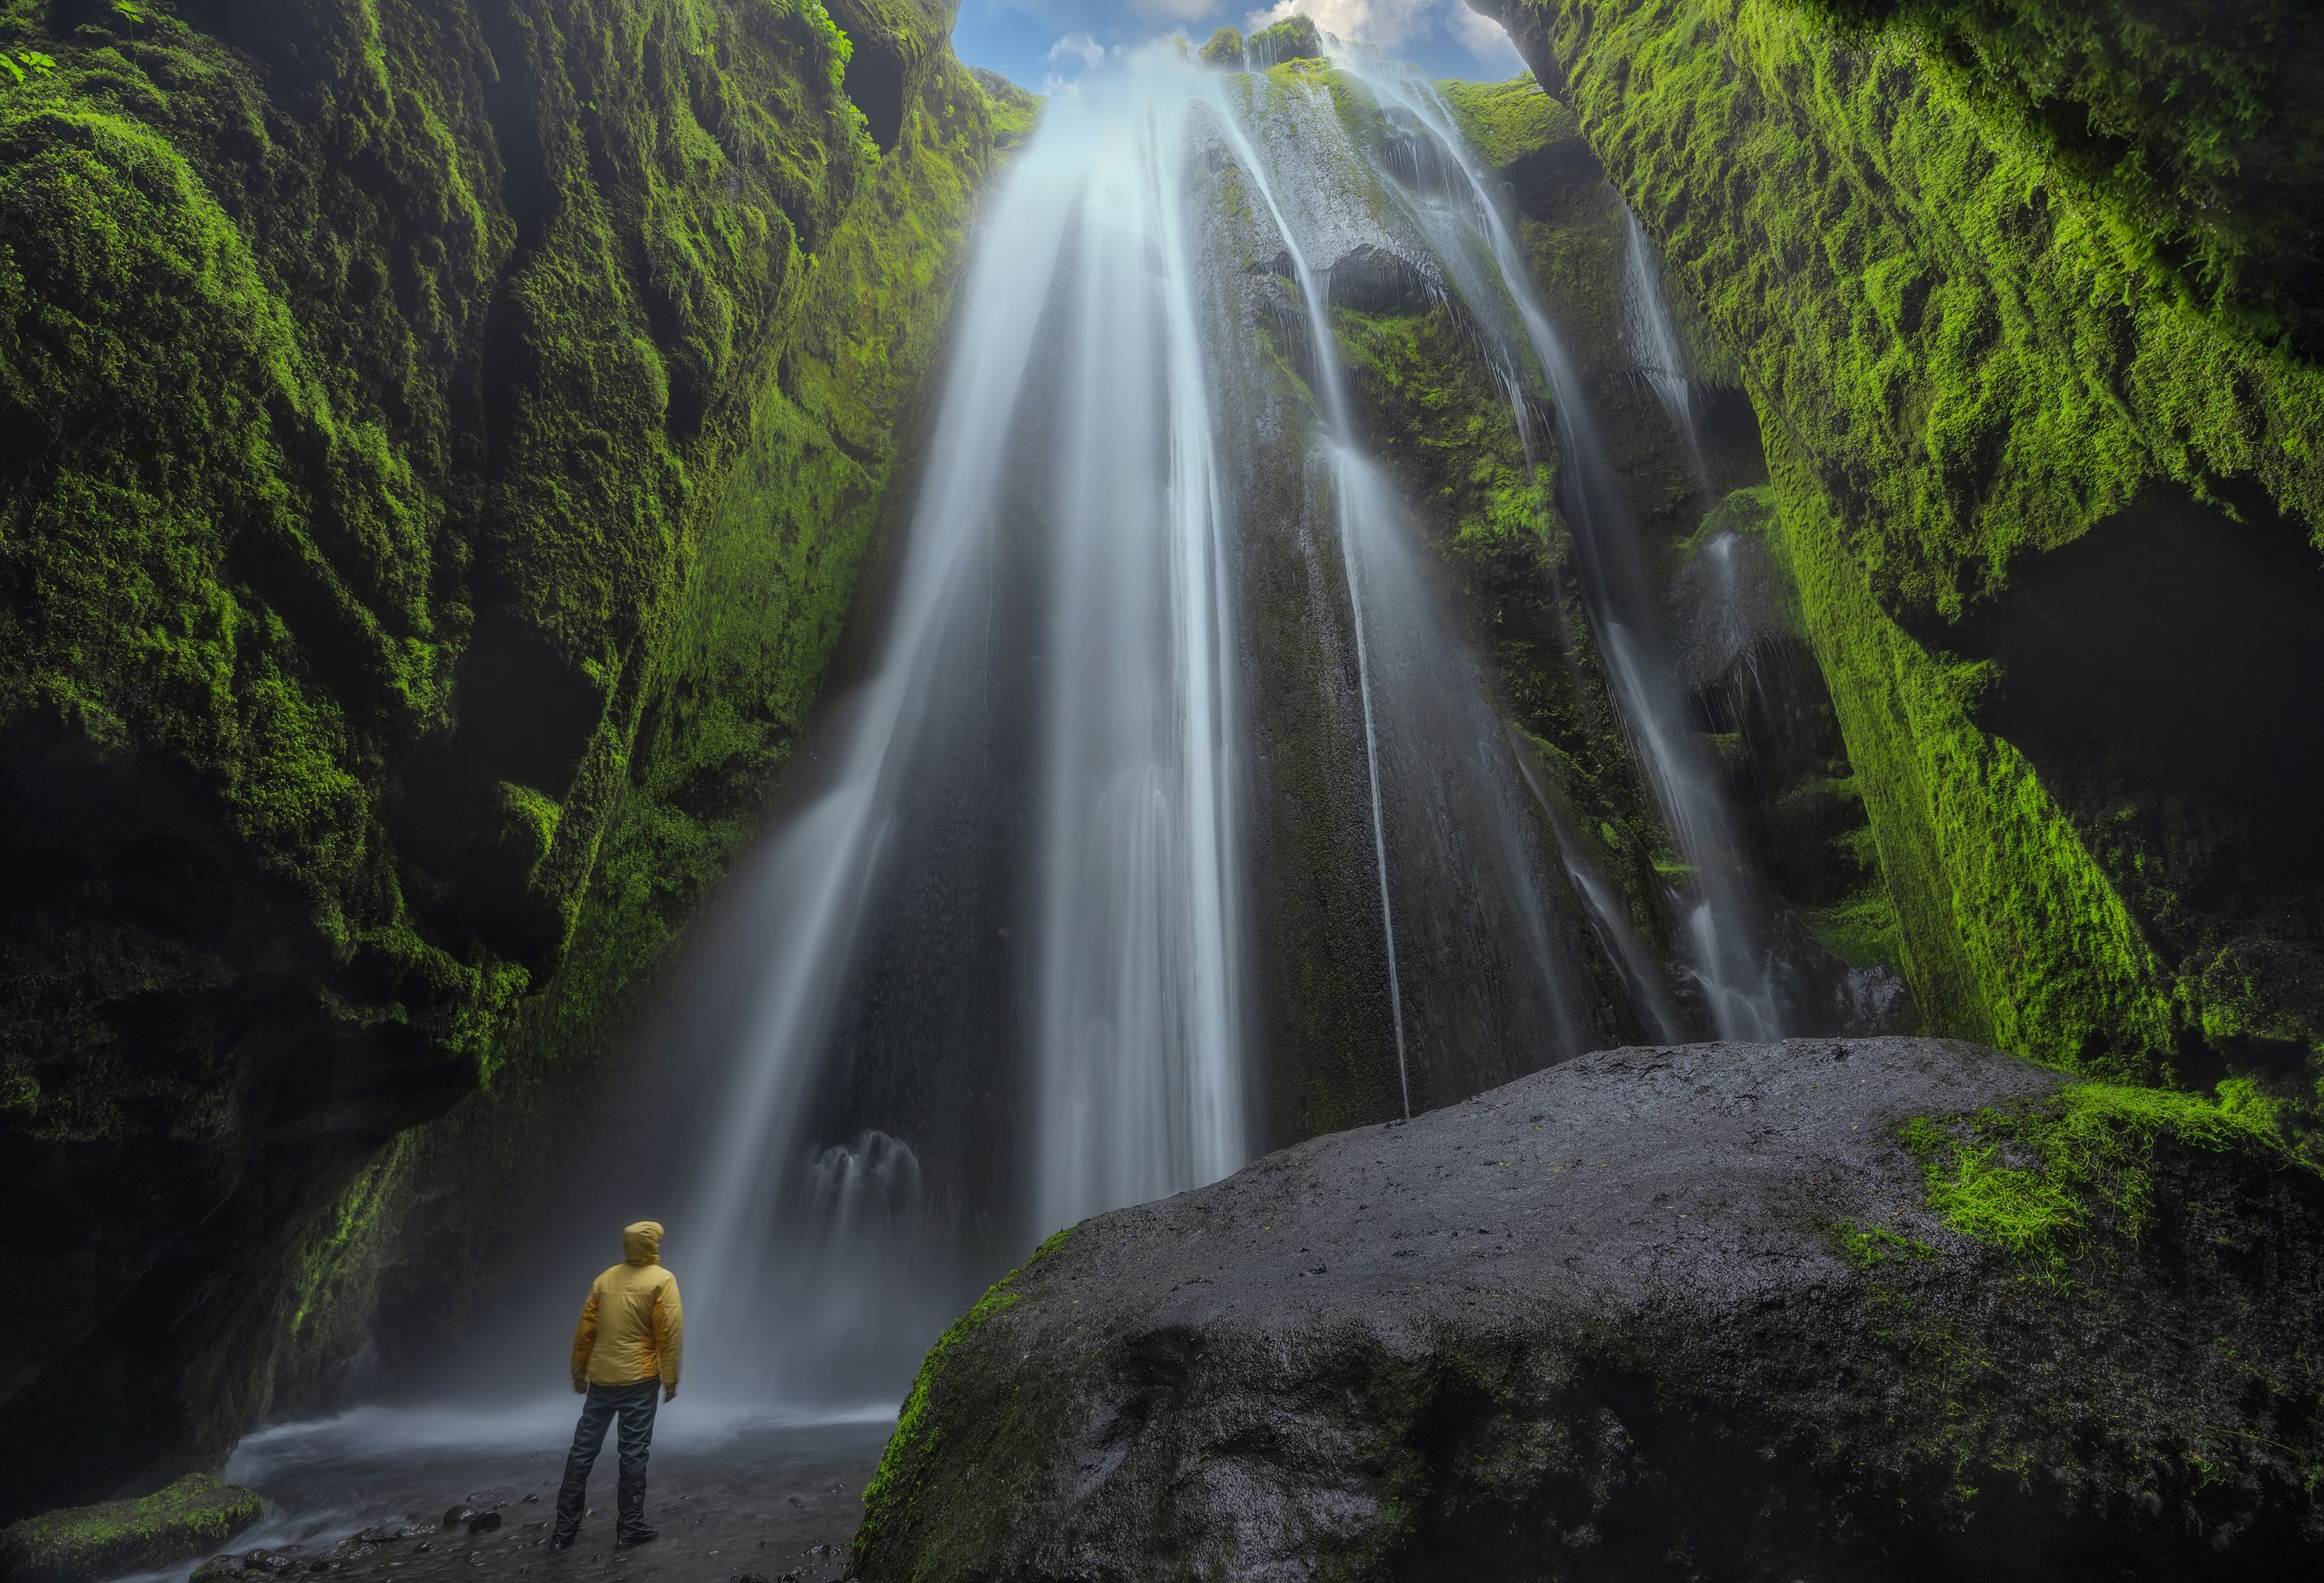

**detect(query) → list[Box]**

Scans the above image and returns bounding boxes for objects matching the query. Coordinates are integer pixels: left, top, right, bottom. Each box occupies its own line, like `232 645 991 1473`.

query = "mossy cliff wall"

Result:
0 0 1020 1514
1470 0 2324 1094
285 40 1035 1409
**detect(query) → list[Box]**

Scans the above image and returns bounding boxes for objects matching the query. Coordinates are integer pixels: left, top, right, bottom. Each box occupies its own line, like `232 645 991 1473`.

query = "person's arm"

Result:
652 1276 683 1401
569 1287 600 1393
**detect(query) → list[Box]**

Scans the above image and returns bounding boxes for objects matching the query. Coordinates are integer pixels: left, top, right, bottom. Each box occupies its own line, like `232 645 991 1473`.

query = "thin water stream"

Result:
1329 46 1791 1039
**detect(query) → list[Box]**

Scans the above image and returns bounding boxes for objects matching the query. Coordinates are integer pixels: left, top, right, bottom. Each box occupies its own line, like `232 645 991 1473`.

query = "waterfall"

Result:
1184 74 1420 1117
1327 46 1791 1040
561 43 1779 1418
1621 205 1706 478
660 85 1261 1404
1197 59 1591 1110
1026 79 1246 1235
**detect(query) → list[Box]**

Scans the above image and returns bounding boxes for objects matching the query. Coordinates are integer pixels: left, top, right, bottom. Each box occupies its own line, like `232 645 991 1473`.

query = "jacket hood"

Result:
622 1221 664 1265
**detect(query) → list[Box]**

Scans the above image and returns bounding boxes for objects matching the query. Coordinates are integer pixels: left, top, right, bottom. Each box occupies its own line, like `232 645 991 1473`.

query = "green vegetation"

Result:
0 0 1024 1511
1331 308 1557 564
1485 0 2324 1085
0 1475 262 1583
1783 0 2324 350
1762 430 2175 1074
0 0 899 1133
1247 13 1323 64
1802 870 1907 976
1826 1217 1936 1271
1903 1079 2289 1280
1522 0 2323 621
1199 25 1244 67
1328 288 1680 1028
1437 74 1572 172
285 26 1025 1410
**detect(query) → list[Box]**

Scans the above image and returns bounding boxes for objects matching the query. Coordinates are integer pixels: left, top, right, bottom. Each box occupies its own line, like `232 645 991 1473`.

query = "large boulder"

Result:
0 1475 262 1583
856 1038 2324 1580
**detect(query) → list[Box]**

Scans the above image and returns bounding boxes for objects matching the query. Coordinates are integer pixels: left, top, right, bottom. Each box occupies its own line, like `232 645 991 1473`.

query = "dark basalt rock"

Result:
1324 244 1442 317
856 1039 2324 1580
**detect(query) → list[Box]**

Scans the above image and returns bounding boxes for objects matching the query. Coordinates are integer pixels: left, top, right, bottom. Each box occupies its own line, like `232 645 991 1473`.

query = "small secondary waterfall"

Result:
1621 205 1706 478
1329 46 1790 1039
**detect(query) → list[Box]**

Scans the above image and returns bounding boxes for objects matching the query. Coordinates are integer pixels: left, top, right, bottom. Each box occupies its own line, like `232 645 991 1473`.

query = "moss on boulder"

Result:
0 1475 262 1583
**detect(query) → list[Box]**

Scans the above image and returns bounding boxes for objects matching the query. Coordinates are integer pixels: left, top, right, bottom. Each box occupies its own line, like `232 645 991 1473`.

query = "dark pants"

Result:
553 1379 660 1540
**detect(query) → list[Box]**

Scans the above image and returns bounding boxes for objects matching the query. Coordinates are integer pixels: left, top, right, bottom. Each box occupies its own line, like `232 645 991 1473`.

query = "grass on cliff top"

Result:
0 1474 262 1583
1904 1079 2292 1283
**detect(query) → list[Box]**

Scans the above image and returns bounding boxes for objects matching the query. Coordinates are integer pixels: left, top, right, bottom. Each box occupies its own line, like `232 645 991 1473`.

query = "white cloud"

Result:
1041 72 1086 97
1133 0 1221 20
1450 3 1520 67
1046 31 1106 67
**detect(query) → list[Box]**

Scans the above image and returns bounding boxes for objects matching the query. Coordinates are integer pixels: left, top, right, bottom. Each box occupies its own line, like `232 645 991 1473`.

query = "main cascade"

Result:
551 42 1818 1418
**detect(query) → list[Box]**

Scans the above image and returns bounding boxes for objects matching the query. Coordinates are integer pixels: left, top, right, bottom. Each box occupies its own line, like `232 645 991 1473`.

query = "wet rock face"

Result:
856 1038 2324 1580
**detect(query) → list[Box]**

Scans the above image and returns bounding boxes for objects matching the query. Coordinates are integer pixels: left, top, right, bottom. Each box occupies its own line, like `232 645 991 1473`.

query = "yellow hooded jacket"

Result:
570 1221 683 1389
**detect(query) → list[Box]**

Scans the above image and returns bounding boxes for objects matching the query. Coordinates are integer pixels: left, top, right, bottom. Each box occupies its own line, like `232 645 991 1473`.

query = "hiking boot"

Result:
548 1532 577 1552
614 1477 654 1546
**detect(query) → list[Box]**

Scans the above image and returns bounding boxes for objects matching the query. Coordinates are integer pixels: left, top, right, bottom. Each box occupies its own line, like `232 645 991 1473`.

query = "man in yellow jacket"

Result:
550 1220 683 1550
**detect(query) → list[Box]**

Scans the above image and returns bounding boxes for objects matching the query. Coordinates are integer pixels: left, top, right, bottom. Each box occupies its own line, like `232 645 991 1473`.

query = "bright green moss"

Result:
293 37 1024 1401
1436 74 1572 172
1826 1217 1937 1271
1903 1079 2289 1281
288 1135 411 1337
1518 0 2324 619
501 43 1013 1078
967 66 1039 148
1762 429 2174 1075
1781 0 2324 350
1332 307 1560 563
0 1475 262 1583
1471 0 2324 1079
0 0 908 1143
1328 288 1678 1005
2 0 1021 1492
1802 869 1906 976
1199 25 1244 67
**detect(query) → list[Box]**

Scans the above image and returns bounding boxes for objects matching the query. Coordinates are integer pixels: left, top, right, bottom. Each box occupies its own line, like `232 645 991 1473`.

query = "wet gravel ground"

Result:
126 1403 894 1583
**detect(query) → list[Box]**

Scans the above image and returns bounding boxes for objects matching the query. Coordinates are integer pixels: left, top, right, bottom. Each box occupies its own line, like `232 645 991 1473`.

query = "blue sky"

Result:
951 0 1526 94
